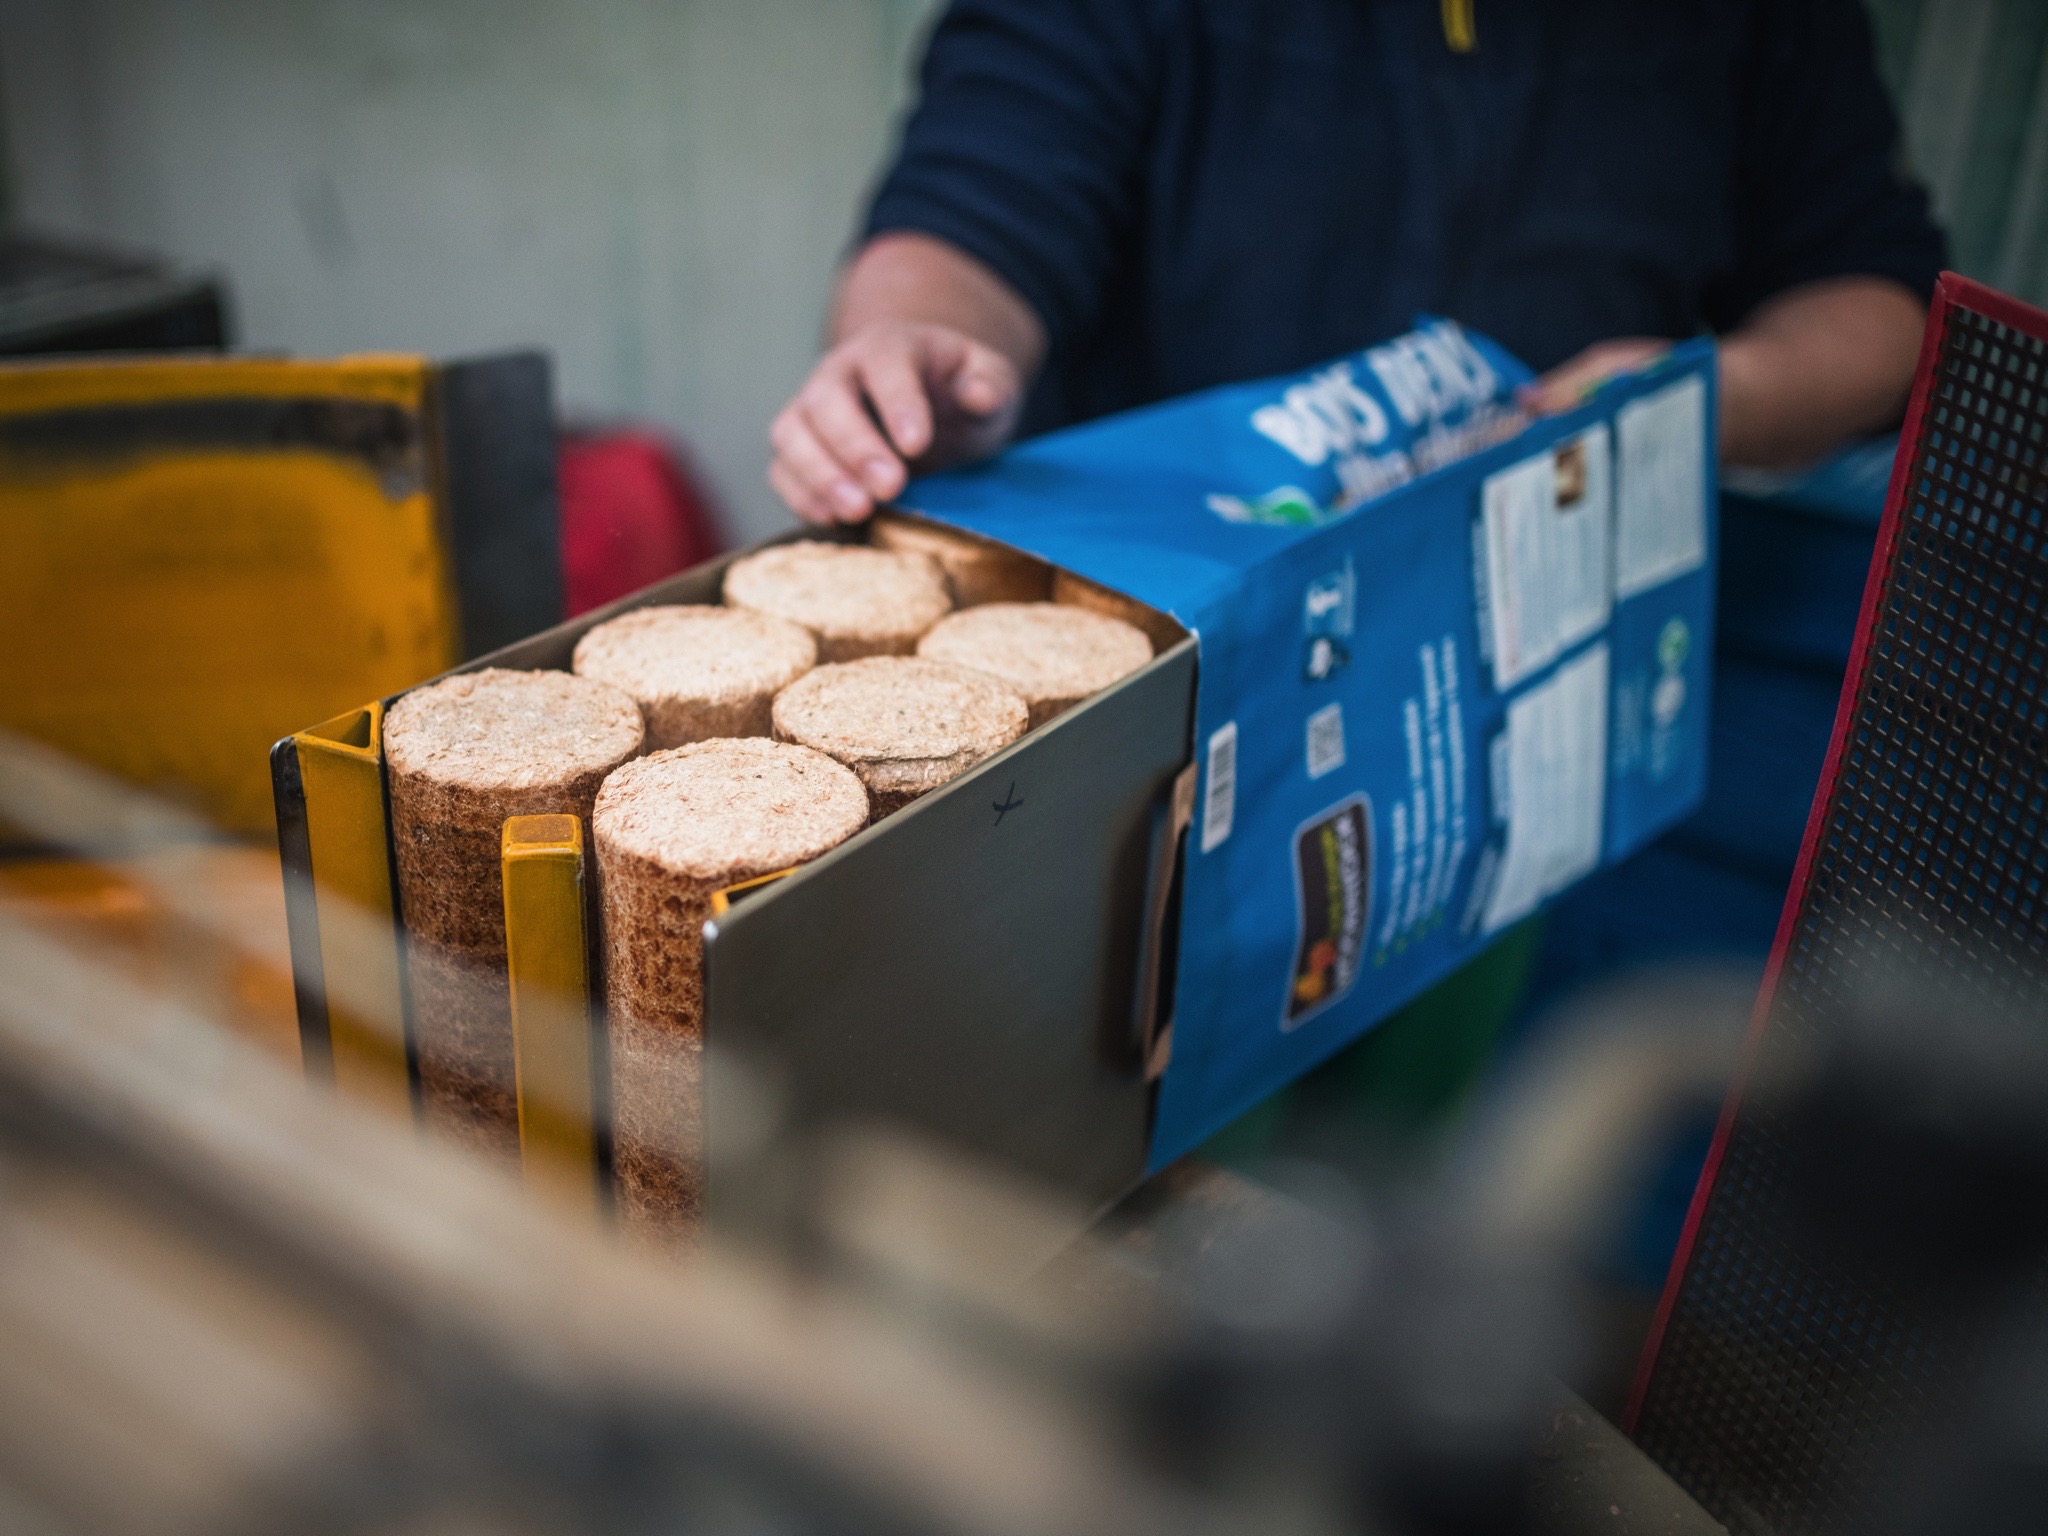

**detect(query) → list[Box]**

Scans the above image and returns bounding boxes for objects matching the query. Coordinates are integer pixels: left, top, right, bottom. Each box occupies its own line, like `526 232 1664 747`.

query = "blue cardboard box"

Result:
906 323 1719 1167
272 324 1720 1221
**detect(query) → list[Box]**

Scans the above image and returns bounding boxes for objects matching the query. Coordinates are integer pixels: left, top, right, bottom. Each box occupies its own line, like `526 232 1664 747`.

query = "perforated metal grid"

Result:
1630 283 2048 1535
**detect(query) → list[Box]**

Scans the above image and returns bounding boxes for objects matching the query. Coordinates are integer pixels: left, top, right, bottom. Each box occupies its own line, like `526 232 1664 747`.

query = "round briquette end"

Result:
772 656 1028 817
384 667 646 803
723 540 952 661
573 604 817 749
870 513 1052 607
917 602 1155 727
595 736 870 883
383 667 645 1154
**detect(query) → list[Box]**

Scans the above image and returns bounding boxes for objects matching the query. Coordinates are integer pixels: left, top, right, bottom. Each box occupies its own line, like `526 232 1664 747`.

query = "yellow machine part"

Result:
294 702 412 1119
0 356 459 836
501 814 600 1216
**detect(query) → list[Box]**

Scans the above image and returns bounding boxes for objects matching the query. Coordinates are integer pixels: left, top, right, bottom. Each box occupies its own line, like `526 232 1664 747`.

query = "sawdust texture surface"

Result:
384 667 645 1154
572 603 817 749
595 737 867 1237
917 601 1156 728
771 656 1028 817
723 541 951 661
870 514 1052 607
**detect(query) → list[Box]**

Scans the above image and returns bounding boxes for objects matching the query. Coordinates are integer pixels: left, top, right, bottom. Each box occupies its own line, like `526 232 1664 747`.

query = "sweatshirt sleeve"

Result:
1706 0 1948 328
862 0 1161 353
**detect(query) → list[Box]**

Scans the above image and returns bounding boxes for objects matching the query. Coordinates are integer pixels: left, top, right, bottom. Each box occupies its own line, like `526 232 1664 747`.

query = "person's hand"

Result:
769 320 1024 524
1519 338 1671 416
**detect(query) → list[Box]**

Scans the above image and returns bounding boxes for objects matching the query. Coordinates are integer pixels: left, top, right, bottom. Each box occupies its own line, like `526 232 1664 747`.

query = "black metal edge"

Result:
0 275 230 356
375 732 424 1116
431 352 567 659
580 834 617 1215
269 735 333 1083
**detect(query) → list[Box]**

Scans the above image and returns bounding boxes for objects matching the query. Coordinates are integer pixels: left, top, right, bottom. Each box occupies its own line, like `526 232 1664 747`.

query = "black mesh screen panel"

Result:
1629 281 2048 1534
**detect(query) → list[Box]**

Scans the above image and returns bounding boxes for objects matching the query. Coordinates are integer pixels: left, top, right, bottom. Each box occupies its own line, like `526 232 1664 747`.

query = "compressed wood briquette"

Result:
870 512 1052 607
571 604 816 749
723 540 951 662
771 656 1029 818
596 737 868 1239
1051 568 1185 655
384 667 645 1156
917 602 1156 728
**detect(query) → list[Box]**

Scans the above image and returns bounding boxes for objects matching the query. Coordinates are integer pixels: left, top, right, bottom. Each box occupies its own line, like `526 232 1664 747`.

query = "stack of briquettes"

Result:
381 520 1161 1244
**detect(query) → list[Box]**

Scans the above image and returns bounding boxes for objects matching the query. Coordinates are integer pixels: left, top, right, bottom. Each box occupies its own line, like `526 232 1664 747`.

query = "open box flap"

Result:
907 326 1720 1167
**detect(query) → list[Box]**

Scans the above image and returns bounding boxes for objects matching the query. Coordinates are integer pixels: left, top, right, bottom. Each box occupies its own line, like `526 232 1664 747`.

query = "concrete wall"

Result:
0 0 941 542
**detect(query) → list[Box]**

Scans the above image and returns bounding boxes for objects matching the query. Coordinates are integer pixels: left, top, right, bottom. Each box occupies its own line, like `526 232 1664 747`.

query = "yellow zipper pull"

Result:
1442 0 1476 53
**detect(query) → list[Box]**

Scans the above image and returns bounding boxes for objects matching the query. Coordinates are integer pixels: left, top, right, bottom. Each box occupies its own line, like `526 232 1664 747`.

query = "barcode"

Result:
1306 702 1346 780
1201 721 1238 852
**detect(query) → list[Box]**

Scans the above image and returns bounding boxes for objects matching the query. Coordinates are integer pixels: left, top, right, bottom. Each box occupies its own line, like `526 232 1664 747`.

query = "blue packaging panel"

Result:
907 325 1719 1168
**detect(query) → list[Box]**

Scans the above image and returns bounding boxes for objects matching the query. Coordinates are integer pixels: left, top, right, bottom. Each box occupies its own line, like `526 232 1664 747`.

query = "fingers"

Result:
908 326 1015 421
766 322 1029 522
948 341 1019 418
1520 338 1670 415
1519 354 1613 416
768 458 838 526
769 398 875 522
855 344 934 462
805 370 910 503
768 330 933 522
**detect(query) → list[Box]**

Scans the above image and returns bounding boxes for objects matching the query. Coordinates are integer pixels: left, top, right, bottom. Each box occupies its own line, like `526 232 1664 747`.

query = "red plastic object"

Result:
557 429 723 617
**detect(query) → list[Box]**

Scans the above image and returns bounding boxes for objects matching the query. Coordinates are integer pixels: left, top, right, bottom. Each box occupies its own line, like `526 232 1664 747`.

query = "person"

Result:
770 0 1944 529
764 0 1948 1171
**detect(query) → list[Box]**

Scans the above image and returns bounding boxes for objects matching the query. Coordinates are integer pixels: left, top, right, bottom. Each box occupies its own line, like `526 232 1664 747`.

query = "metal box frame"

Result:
274 523 1197 1220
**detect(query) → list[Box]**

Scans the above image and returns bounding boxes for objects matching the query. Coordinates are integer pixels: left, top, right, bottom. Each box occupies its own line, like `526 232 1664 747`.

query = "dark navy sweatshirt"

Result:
866 0 1947 436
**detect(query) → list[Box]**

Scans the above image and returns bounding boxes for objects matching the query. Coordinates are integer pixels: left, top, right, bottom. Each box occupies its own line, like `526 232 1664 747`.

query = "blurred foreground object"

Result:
1628 273 2048 1532
0 848 299 1066
0 889 1753 1536
0 901 1186 1536
3 722 1748 1535
0 350 561 835
559 427 723 617
0 726 302 1067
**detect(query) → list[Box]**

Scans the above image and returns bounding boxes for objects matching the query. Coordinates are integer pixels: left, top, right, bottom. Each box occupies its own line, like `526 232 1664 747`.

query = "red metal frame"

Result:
1621 272 2048 1433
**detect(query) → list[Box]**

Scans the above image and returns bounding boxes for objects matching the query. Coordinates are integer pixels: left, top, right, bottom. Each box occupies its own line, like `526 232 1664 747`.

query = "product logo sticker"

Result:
1649 615 1691 780
1284 794 1373 1030
1302 558 1356 680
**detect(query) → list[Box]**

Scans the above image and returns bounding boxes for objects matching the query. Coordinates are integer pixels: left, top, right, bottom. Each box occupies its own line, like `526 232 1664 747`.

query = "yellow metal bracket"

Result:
708 867 797 920
502 814 601 1214
294 702 412 1117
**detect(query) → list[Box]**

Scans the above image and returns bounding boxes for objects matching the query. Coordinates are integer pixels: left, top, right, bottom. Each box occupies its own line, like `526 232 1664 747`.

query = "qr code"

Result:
1306 703 1346 780
1201 721 1237 852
